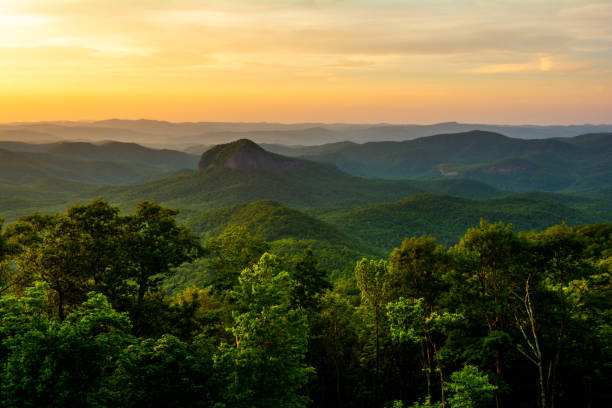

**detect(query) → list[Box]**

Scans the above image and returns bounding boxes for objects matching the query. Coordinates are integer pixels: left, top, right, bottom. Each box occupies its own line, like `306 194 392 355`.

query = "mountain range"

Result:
0 141 198 185
3 119 612 149
265 130 612 193
1 133 611 265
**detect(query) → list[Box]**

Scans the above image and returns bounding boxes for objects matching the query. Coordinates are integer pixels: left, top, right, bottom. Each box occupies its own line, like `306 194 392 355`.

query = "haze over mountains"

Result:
3 119 612 149
268 130 612 194
0 127 611 259
1 130 611 251
0 141 198 185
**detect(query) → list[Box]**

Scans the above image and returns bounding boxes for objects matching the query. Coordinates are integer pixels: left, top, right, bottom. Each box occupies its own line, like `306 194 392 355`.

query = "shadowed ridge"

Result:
198 139 313 172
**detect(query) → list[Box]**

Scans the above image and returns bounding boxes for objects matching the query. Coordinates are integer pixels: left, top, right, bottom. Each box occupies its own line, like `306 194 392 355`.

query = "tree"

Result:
291 248 331 311
215 253 313 408
124 201 202 332
111 334 217 408
0 284 133 407
14 215 94 320
520 224 601 408
446 365 497 408
452 220 527 331
65 199 133 310
387 236 448 308
450 220 528 401
204 225 269 294
388 297 463 407
354 258 389 405
310 291 362 408
513 276 546 408
4 201 131 317
0 218 12 294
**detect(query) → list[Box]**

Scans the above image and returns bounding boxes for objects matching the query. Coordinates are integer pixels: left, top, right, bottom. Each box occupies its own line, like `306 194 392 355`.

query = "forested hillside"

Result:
94 140 505 214
315 192 612 249
275 131 612 193
4 0 612 405
0 200 610 407
0 136 611 407
0 141 198 185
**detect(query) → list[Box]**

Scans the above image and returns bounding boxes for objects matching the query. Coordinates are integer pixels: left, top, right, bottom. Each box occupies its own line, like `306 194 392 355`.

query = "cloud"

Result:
326 59 376 68
1 0 611 123
465 56 600 74
4 0 611 63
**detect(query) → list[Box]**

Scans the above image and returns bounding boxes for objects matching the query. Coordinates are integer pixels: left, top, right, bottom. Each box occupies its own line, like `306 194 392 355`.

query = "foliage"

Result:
446 365 497 408
203 225 270 293
0 194 611 408
0 285 133 408
215 253 313 408
318 193 612 250
111 334 216 408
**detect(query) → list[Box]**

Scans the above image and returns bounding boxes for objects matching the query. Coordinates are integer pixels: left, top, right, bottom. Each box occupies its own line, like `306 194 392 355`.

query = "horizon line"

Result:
2 119 612 127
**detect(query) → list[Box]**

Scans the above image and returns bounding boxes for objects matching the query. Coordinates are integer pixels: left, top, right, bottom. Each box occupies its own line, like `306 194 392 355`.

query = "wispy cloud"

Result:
0 0 610 123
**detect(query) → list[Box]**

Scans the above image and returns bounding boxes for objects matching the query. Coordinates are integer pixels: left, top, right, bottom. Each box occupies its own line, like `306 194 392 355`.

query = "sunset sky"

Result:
1 0 611 124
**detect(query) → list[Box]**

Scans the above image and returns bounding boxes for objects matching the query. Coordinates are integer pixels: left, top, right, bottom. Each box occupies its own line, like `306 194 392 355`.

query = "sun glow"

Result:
1 0 611 124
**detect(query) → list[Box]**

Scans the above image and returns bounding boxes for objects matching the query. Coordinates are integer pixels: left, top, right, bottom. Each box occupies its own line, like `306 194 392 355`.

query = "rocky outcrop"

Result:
198 139 311 173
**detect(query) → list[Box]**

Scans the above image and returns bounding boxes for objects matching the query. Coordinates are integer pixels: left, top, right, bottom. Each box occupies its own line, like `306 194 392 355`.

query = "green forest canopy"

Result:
0 199 610 407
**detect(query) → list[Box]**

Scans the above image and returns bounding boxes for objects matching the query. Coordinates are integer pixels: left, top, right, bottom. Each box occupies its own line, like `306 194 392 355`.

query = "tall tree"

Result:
215 253 313 408
124 201 202 332
450 220 528 401
0 284 133 407
111 334 217 408
204 225 269 294
14 215 93 320
522 224 600 408
387 235 448 308
0 218 10 294
388 297 463 407
355 258 389 406
65 199 132 310
291 248 332 311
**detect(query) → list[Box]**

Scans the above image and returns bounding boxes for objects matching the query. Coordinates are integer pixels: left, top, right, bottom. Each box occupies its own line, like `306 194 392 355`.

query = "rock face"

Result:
198 139 311 172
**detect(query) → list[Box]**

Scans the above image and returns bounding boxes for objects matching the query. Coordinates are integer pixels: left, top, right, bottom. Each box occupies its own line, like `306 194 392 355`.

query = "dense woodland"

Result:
0 199 610 408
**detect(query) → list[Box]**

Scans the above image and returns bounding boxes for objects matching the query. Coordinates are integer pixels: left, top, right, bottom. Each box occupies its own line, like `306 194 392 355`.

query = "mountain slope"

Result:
0 178 102 222
294 131 612 192
198 139 323 173
0 141 198 186
48 141 198 169
189 200 356 243
98 140 504 214
161 200 377 284
315 192 612 250
0 148 157 185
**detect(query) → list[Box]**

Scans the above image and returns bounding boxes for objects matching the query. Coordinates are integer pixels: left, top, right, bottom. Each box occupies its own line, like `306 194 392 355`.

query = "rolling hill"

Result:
271 130 612 193
314 192 612 250
0 141 198 186
184 200 375 276
2 138 611 260
97 139 505 214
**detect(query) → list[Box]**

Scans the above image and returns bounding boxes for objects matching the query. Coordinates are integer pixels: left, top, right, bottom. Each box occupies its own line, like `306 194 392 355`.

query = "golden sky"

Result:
1 0 611 124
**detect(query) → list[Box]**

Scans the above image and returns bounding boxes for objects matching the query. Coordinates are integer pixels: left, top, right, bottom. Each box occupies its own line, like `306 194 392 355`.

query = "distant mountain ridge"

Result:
95 139 503 215
0 140 198 185
2 137 611 257
269 130 612 193
3 131 612 195
3 119 612 148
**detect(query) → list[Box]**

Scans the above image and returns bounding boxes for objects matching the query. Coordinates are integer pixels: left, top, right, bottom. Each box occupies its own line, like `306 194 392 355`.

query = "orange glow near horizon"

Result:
1 0 611 125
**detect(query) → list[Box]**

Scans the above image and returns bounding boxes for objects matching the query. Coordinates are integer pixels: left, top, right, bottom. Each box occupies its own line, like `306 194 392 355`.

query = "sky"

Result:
0 0 611 124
